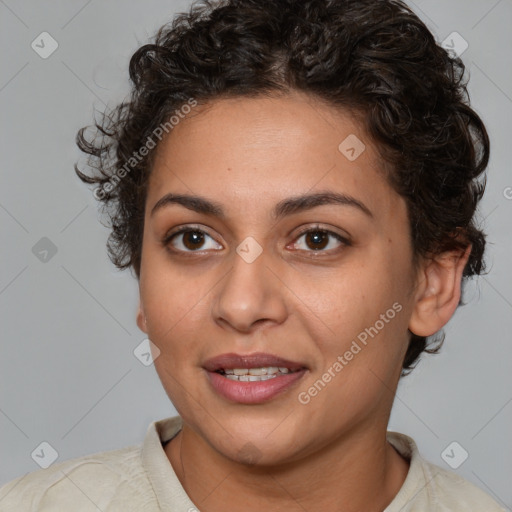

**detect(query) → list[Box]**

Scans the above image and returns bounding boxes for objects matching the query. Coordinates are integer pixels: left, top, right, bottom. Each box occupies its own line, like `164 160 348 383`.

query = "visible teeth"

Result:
220 366 297 381
226 367 286 376
248 368 266 376
225 374 278 382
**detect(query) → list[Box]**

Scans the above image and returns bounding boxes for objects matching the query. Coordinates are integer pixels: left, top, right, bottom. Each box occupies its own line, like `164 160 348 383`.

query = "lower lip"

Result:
206 370 307 404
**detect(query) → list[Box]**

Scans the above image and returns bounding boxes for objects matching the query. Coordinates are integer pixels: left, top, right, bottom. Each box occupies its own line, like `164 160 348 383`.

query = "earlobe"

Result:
136 301 148 333
409 245 471 337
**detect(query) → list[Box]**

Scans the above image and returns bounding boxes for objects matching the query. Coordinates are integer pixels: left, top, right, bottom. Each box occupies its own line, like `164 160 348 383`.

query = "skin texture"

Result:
136 91 470 511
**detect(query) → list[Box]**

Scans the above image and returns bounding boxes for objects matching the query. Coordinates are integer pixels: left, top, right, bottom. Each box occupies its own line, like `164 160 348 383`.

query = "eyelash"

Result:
162 224 351 256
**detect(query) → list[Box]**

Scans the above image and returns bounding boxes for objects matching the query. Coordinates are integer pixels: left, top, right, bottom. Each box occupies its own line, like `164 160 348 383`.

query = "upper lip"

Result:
203 352 307 372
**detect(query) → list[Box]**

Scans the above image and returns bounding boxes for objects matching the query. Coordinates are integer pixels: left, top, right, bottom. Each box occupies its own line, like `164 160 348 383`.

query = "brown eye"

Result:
165 227 223 253
291 227 349 253
182 230 205 250
304 230 329 250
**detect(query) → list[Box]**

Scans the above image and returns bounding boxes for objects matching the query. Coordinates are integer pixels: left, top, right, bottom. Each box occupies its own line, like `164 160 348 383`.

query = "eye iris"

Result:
183 231 204 250
306 230 328 250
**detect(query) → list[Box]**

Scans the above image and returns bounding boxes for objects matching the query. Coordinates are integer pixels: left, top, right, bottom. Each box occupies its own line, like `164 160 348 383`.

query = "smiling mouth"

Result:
216 367 301 381
204 353 307 403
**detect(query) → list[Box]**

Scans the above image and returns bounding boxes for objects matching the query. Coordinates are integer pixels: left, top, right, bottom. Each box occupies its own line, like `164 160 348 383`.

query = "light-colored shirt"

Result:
0 416 505 511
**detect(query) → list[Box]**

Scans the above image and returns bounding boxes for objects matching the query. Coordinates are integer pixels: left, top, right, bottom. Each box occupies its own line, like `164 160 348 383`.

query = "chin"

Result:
201 421 310 468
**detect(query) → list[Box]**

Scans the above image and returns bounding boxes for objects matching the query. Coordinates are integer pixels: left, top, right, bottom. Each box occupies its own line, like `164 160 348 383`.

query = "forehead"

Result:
146 92 401 223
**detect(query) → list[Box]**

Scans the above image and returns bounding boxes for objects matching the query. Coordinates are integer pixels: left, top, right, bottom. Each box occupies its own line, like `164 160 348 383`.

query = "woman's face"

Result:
137 91 418 465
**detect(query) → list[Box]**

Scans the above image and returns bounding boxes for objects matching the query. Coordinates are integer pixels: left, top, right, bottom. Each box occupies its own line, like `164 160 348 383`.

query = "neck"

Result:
165 419 409 511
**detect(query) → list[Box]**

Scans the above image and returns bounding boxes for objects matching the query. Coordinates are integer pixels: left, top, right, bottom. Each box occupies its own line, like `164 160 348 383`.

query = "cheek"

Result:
306 250 411 374
313 255 407 330
139 250 211 349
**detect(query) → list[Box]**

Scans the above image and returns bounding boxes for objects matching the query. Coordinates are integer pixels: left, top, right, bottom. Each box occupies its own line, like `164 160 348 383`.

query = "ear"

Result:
409 245 471 337
136 300 148 333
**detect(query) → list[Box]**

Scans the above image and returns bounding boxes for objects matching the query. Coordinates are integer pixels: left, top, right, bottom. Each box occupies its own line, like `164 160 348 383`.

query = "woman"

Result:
0 0 504 510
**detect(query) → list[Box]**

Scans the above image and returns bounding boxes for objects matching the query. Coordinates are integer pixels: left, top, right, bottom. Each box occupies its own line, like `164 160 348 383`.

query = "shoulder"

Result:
386 432 505 511
421 460 505 511
0 445 158 511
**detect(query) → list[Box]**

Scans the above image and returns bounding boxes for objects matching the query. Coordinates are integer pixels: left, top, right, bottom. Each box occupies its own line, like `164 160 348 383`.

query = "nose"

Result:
212 246 288 334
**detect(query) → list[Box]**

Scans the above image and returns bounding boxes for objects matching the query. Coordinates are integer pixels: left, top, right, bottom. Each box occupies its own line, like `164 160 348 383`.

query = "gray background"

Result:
1 0 511 508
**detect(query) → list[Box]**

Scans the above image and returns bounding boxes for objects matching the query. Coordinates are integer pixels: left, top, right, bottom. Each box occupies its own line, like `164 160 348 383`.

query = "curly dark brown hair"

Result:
75 0 489 375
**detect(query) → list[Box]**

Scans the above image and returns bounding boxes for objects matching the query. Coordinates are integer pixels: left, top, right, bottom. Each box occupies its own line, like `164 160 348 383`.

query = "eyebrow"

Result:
150 190 373 220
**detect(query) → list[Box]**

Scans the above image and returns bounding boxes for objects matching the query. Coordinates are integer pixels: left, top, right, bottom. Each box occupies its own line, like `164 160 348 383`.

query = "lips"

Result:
203 352 306 372
203 352 308 404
